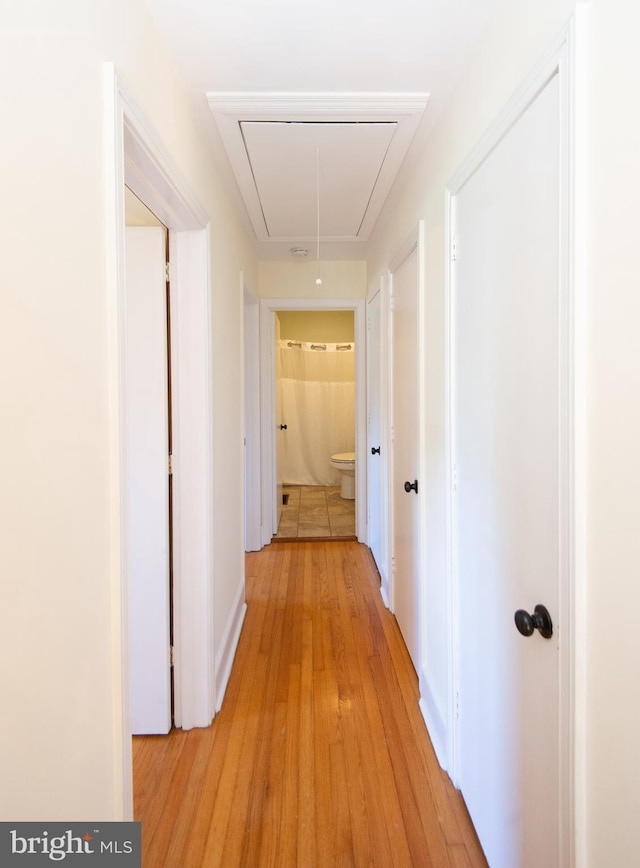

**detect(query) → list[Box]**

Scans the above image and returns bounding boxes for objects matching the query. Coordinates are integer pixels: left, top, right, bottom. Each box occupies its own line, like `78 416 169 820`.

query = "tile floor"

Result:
275 485 356 539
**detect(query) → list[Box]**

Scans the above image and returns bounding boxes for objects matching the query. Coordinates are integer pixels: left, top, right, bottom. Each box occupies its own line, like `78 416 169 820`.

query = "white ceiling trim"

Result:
207 92 429 243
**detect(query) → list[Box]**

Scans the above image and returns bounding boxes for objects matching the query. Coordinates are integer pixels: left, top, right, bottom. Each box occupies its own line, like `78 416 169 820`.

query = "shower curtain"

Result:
278 339 355 486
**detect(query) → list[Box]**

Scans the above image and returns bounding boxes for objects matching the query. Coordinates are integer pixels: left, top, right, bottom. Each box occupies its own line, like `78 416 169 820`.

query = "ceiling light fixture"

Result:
290 247 308 258
315 146 322 286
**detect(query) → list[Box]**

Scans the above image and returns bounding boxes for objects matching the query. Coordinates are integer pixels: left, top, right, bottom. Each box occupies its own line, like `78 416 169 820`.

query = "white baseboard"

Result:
379 582 390 610
215 581 247 712
419 685 448 772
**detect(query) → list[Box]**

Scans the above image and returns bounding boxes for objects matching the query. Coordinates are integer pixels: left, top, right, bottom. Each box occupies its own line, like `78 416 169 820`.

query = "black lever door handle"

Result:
279 424 287 430
371 446 381 455
514 604 553 639
404 480 418 494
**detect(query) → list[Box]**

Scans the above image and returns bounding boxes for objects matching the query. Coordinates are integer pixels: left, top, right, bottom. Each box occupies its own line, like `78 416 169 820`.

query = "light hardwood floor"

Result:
133 541 487 867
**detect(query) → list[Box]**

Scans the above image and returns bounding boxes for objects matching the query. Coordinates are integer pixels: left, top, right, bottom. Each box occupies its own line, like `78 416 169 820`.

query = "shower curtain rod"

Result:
285 341 353 351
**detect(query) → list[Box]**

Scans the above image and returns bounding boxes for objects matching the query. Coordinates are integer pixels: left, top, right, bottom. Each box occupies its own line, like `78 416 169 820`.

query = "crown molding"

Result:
207 91 429 121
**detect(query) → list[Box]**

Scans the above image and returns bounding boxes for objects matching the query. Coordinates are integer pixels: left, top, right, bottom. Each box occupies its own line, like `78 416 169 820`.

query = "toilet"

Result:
330 452 356 499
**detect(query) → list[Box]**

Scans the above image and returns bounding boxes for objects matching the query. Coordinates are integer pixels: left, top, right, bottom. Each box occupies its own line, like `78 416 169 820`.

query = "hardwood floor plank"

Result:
348 639 413 862
297 619 317 867
312 668 340 866
134 540 487 867
132 731 188 848
338 654 384 867
446 843 476 868
197 659 268 866
329 739 355 866
155 730 216 867
258 698 291 865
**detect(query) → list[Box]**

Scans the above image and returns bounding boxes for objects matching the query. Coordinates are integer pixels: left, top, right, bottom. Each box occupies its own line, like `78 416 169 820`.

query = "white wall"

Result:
0 0 255 820
277 310 355 343
4 1 640 858
367 0 577 774
586 1 640 863
366 0 640 864
258 260 366 298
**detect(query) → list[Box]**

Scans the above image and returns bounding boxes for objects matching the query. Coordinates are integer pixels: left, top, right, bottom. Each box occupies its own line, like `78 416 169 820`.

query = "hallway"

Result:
133 541 487 866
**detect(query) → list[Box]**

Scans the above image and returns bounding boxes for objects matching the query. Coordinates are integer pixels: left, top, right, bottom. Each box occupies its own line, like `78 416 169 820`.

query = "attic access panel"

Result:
239 121 397 239
207 92 429 246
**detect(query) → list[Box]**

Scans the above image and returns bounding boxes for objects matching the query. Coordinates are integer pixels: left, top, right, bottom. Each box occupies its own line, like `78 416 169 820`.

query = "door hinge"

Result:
169 646 174 667
165 261 171 283
451 463 457 491
168 453 173 476
450 235 458 261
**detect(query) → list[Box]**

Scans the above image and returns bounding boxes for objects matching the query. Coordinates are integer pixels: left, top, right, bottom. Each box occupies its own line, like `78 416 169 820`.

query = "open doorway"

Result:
106 66 215 818
274 310 356 540
258 297 366 549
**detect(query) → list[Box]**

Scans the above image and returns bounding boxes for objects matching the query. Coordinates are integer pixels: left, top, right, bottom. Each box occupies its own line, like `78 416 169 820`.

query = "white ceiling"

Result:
146 0 500 259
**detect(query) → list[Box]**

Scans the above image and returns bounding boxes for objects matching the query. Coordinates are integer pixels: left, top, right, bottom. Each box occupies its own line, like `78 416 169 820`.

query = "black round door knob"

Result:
371 446 381 455
514 604 553 639
404 480 418 494
279 424 287 430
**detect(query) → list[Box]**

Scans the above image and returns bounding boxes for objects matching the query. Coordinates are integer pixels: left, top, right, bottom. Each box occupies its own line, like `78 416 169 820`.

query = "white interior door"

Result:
453 71 562 867
390 242 421 670
367 290 383 575
125 226 171 735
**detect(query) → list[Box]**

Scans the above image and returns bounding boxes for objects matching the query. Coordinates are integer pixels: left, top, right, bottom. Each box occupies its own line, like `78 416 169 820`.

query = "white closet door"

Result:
390 244 421 670
125 226 171 735
453 71 562 867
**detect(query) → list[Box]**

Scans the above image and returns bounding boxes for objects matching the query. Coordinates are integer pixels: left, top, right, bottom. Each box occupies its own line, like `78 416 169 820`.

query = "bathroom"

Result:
274 309 356 539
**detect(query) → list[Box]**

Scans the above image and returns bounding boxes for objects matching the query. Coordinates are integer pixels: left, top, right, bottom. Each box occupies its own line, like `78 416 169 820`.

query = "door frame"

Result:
243 277 262 552
259 297 367 546
443 13 587 865
366 278 390 601
104 65 216 818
